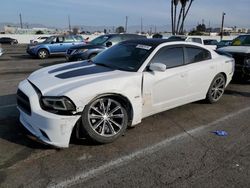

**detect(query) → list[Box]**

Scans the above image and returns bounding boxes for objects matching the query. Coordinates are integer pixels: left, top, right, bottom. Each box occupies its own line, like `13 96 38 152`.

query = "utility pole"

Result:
125 16 128 33
220 12 226 40
140 17 143 34
68 15 71 32
19 13 23 29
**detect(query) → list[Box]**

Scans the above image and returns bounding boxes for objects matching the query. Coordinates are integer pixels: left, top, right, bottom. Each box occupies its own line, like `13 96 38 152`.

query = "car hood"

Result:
218 46 250 54
27 61 131 96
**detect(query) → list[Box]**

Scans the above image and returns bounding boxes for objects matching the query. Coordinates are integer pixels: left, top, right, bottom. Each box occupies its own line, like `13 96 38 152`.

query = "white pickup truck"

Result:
168 35 218 50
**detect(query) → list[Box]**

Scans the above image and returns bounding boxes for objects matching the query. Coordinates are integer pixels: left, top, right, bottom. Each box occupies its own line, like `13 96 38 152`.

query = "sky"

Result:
0 0 250 30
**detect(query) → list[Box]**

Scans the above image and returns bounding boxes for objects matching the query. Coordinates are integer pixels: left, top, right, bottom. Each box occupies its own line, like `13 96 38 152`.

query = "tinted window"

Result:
150 47 184 68
185 47 211 64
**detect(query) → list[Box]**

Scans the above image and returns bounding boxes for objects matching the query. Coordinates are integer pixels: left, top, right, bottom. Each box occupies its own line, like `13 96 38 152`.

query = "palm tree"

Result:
173 0 179 35
179 0 194 34
171 0 174 34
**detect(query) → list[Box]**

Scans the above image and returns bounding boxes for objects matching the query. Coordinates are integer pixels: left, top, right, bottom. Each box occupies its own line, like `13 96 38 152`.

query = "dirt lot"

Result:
0 44 250 188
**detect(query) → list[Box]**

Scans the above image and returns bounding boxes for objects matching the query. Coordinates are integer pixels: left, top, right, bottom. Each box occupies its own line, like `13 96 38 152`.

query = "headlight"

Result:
41 97 76 113
29 45 37 49
75 49 88 54
245 58 250 66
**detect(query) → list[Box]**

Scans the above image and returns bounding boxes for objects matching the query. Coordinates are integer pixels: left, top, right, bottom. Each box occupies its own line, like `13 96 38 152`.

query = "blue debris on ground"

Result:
212 130 228 136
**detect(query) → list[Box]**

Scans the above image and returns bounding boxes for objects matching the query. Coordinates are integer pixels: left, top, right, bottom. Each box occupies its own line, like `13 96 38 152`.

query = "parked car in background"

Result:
66 34 146 61
0 37 18 45
26 35 85 59
218 34 250 81
17 39 234 147
168 35 217 50
216 40 232 49
30 36 49 44
0 44 3 56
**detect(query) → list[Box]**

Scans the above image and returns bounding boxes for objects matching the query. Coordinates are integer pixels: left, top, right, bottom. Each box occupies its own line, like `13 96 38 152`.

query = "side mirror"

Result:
51 41 55 44
106 41 112 47
149 63 166 72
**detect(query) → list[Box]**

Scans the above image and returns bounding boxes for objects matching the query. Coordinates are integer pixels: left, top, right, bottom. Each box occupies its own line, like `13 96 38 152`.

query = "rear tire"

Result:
37 49 49 59
206 74 226 103
81 97 128 144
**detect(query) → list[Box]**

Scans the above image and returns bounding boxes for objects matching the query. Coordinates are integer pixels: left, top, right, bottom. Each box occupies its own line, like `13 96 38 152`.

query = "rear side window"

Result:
189 38 203 44
109 36 123 44
185 47 211 64
74 35 84 42
64 36 74 43
150 47 184 69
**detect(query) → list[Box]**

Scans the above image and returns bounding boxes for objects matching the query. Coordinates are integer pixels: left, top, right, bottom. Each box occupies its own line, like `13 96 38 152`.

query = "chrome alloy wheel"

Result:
87 98 126 137
210 76 225 101
39 51 47 58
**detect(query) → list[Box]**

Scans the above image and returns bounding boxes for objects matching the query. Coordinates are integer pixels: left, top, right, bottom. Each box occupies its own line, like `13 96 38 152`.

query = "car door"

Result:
142 46 189 117
183 45 216 99
62 36 77 52
49 36 65 53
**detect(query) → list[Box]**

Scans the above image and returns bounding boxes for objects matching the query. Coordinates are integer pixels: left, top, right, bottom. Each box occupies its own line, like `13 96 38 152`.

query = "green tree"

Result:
35 30 44 35
115 26 125 33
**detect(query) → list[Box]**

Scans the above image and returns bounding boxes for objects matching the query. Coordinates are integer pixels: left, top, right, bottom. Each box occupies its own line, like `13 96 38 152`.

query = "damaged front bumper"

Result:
17 79 81 148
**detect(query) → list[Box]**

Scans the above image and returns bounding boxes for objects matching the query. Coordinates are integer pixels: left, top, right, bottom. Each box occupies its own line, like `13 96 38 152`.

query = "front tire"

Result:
37 49 49 59
206 74 226 103
81 97 128 144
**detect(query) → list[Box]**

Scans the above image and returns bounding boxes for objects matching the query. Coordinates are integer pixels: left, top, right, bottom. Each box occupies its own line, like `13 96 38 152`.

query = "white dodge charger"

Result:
17 39 234 148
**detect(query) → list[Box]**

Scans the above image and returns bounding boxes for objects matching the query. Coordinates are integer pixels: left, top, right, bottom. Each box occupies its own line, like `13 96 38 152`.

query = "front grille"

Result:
231 53 245 65
17 89 31 115
67 49 73 55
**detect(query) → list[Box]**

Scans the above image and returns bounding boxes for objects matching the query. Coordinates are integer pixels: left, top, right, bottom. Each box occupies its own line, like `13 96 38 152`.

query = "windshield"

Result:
92 43 154 72
232 35 250 46
90 35 110 45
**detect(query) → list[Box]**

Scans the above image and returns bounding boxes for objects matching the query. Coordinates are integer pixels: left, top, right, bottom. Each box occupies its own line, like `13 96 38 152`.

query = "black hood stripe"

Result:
55 65 114 79
49 61 90 74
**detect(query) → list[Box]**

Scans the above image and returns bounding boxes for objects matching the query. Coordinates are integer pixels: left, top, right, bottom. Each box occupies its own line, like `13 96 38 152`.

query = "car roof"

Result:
121 38 182 48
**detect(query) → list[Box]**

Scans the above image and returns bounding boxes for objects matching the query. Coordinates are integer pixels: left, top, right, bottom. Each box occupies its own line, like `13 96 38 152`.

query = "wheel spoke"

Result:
109 119 122 129
107 120 116 135
106 99 111 114
101 121 106 135
100 99 106 113
91 107 103 116
109 106 121 115
89 114 103 119
109 114 124 118
92 119 104 130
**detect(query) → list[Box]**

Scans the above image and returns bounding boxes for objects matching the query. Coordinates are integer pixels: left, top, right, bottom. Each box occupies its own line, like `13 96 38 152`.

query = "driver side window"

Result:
150 47 184 69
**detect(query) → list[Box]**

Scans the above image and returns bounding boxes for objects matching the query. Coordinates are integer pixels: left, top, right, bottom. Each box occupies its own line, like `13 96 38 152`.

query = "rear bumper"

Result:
17 79 80 148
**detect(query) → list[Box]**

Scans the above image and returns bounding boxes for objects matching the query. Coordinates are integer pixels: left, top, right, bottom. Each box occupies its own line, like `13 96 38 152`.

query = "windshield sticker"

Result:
136 44 152 50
